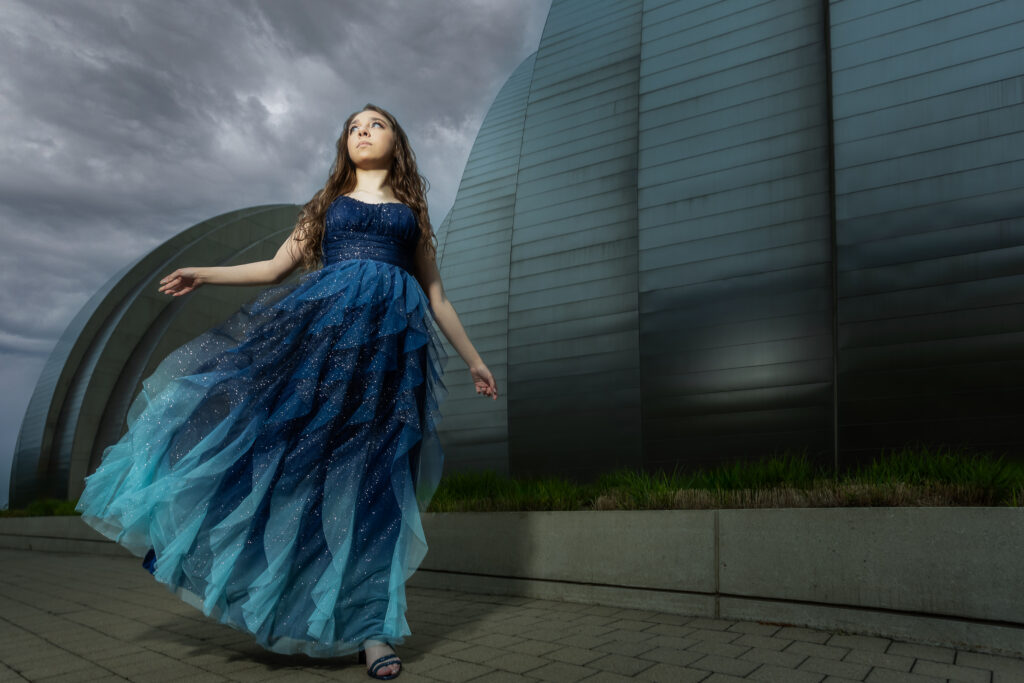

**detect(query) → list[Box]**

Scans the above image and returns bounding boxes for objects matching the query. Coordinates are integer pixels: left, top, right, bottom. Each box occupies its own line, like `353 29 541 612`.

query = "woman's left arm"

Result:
412 240 499 400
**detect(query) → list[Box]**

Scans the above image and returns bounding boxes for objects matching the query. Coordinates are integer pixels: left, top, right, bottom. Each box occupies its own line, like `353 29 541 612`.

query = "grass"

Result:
426 445 1024 512
4 445 1022 516
0 497 80 517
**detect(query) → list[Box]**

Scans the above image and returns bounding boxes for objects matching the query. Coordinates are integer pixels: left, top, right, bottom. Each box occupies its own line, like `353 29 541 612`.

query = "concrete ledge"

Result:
0 533 132 556
717 508 1024 624
0 515 132 556
0 515 107 539
410 508 1024 657
4 508 1022 656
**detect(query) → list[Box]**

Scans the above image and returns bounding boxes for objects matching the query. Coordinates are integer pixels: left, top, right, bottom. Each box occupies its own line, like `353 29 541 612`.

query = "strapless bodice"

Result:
323 195 419 272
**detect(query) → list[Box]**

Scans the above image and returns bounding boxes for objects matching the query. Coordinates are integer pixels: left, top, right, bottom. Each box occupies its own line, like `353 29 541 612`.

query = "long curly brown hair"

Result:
290 103 435 273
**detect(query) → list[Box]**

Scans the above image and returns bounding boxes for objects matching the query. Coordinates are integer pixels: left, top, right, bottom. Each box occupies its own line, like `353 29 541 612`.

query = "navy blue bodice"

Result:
323 195 418 273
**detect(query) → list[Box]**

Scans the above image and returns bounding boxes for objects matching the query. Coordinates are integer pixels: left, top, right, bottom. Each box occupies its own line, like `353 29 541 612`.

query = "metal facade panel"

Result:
432 53 536 474
637 0 834 470
507 0 643 479
831 0 1024 461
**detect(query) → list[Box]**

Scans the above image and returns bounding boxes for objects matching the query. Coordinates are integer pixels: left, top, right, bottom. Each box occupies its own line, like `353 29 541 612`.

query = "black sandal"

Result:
358 647 402 680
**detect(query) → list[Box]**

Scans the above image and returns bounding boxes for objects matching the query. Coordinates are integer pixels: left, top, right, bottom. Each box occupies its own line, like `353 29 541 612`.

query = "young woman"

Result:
75 103 497 680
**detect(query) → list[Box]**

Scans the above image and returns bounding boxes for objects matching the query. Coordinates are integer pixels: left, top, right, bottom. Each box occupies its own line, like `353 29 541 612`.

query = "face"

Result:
346 110 396 169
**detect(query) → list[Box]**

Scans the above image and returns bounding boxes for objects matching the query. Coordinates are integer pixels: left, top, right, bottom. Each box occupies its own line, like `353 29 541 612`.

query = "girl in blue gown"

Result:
74 103 498 679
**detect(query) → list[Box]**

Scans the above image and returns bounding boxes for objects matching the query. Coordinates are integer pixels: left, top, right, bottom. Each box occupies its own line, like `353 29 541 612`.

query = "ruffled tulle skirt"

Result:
74 258 448 658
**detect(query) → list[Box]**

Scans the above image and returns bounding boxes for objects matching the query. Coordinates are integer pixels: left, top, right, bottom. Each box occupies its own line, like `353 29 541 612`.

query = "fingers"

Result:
472 367 499 399
158 269 180 285
474 381 498 400
157 272 196 296
158 274 179 294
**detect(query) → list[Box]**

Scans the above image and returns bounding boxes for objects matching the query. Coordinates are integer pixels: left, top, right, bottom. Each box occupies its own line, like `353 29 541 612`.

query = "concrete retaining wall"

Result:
0 515 131 556
411 508 1024 657
3 508 1021 656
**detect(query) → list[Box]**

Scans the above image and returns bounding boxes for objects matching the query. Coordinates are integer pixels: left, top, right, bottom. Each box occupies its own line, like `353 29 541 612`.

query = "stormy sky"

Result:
0 0 552 508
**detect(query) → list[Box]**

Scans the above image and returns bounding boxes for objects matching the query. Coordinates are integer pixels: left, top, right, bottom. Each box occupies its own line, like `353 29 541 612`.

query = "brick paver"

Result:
0 548 1021 682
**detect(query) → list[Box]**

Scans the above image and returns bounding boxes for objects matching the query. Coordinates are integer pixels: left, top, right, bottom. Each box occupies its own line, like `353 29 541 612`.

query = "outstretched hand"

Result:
158 268 203 296
470 363 498 400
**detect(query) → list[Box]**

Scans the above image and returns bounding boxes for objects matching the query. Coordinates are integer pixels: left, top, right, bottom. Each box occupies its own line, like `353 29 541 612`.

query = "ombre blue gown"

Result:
75 195 448 658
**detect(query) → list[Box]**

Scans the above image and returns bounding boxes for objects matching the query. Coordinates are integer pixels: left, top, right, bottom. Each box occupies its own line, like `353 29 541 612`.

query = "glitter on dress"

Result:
75 195 448 658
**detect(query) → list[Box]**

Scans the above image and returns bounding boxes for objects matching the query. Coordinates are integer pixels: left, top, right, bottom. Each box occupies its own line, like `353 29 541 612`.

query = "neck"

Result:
352 168 390 197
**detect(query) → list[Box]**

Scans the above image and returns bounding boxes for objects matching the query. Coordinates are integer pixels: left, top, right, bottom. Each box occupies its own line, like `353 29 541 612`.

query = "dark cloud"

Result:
0 0 551 507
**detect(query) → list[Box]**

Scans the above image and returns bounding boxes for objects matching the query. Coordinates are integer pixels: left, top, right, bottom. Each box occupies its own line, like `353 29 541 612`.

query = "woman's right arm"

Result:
158 232 304 296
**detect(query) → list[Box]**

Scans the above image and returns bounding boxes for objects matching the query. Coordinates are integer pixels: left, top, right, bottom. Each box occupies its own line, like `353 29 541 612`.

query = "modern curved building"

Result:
11 0 1024 507
10 205 302 508
432 0 1024 480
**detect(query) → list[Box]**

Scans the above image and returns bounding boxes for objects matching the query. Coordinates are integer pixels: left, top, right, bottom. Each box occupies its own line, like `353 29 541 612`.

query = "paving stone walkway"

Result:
1 548 1022 683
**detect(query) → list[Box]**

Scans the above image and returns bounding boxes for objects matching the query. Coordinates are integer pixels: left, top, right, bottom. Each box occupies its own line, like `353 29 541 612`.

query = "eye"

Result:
350 121 385 133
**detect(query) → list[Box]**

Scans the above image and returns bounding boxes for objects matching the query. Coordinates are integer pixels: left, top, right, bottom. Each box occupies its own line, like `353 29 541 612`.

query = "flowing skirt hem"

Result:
74 258 447 656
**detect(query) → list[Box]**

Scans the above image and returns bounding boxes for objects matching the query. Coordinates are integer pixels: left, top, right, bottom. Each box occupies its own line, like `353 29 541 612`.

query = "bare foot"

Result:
363 640 401 678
